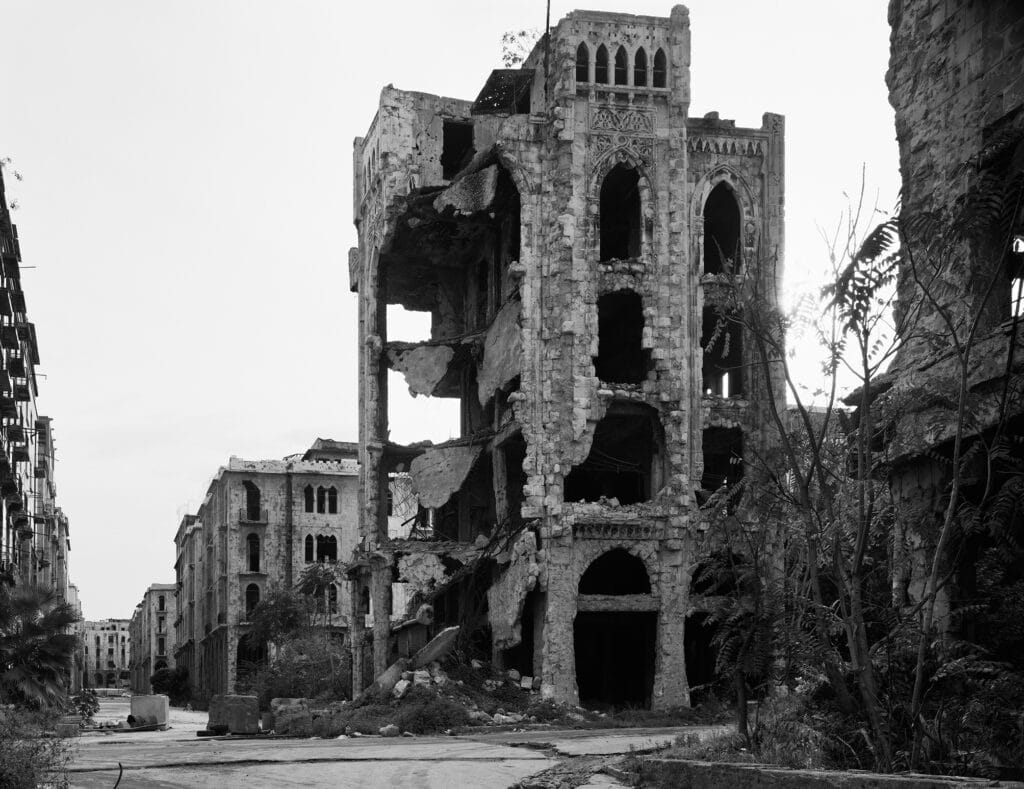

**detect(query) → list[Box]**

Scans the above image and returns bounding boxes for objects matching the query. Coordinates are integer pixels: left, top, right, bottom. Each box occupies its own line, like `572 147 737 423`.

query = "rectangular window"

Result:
157 638 165 655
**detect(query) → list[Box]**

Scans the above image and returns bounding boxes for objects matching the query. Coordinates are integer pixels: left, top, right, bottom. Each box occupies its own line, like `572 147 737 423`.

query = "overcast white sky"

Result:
0 1 898 620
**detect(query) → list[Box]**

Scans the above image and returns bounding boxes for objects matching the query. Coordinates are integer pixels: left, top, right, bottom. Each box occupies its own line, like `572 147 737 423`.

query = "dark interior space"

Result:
634 47 647 86
578 548 650 594
433 452 495 541
235 633 267 685
703 182 741 274
564 404 662 505
575 611 656 709
700 427 744 508
600 164 641 262
702 306 743 396
503 434 527 527
595 290 648 383
653 48 667 87
684 613 717 700
614 46 628 85
502 587 539 677
441 120 474 180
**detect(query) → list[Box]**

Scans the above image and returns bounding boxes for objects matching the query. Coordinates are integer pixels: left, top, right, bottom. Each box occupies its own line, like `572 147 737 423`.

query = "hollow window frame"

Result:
575 42 590 83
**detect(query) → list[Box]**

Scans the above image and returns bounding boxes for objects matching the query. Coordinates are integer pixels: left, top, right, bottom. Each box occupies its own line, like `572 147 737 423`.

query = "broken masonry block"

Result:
380 723 400 737
208 695 259 735
392 679 411 699
130 694 169 728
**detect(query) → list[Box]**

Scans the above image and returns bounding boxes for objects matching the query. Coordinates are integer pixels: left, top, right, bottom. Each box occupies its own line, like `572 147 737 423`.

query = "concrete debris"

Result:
409 444 484 508
507 669 522 682
413 669 432 686
397 553 448 596
520 676 534 690
270 697 311 736
477 299 522 406
379 723 400 737
410 625 461 668
488 530 540 650
388 344 455 397
392 679 411 699
432 164 498 215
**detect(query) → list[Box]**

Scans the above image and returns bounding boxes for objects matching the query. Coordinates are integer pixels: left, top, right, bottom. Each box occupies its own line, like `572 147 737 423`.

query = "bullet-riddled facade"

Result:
349 6 783 708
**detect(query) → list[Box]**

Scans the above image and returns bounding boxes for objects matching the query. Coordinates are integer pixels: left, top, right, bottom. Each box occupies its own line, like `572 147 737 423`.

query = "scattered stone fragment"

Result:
520 675 534 690
393 679 411 699
507 669 521 682
379 723 400 737
413 669 431 686
470 659 485 670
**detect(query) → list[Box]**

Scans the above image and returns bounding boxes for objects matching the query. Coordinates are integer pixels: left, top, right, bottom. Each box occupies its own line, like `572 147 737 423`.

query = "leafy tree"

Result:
150 666 190 705
0 584 80 707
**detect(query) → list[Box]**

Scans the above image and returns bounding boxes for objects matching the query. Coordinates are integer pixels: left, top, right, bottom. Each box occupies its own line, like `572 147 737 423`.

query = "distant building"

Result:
74 619 131 691
173 439 361 700
128 583 177 693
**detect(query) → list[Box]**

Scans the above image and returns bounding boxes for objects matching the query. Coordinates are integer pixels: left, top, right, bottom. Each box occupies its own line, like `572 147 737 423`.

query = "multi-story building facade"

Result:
128 583 177 693
173 439 360 700
348 6 783 709
75 619 131 691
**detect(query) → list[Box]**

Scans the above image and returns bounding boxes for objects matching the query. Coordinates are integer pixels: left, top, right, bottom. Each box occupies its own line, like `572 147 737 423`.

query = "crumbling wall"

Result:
487 530 540 649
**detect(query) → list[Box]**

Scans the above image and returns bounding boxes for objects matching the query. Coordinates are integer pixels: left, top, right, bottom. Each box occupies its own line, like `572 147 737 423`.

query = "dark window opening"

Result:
327 486 338 514
236 633 267 687
595 45 609 84
304 534 314 562
702 307 743 397
575 42 589 82
599 164 641 262
244 584 260 618
653 48 667 87
595 290 648 384
502 588 540 677
633 47 647 86
304 485 314 513
703 182 742 274
434 453 495 542
246 533 260 572
386 488 394 517
157 595 165 612
564 404 663 505
614 46 628 85
441 120 474 180
316 486 326 514
359 587 370 616
473 257 489 329
315 534 338 563
243 481 261 521
579 548 650 594
328 584 338 614
700 427 744 510
157 638 165 656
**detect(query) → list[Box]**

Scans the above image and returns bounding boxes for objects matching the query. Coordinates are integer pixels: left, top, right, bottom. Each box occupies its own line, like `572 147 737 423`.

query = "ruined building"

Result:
348 6 784 708
0 169 76 609
170 440 419 699
128 583 177 693
883 2 1024 628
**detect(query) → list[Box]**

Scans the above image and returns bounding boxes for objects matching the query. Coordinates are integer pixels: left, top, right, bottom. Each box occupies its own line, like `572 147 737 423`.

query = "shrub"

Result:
393 686 469 734
150 666 190 705
70 688 99 725
0 708 70 789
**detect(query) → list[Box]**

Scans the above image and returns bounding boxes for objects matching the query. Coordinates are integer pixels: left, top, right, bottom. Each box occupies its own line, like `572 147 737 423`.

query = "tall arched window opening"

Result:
700 426 744 512
157 595 165 612
652 48 667 87
245 584 260 618
246 533 260 572
242 481 261 521
595 45 609 84
702 307 744 397
327 486 338 514
304 534 314 562
599 164 641 262
614 46 628 85
304 485 314 513
575 42 589 83
703 182 741 275
633 48 647 86
328 584 338 614
316 486 326 514
316 534 337 563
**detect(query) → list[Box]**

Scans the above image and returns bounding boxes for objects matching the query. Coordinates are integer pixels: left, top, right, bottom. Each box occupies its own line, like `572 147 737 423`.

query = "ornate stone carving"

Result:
688 136 764 156
592 134 653 167
591 106 654 134
572 521 665 541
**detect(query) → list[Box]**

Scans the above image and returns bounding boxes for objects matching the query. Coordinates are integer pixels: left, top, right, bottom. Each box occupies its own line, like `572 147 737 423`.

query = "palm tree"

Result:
0 584 80 707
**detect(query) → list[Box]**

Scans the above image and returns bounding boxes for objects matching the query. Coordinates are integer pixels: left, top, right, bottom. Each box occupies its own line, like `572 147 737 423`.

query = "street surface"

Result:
67 698 722 788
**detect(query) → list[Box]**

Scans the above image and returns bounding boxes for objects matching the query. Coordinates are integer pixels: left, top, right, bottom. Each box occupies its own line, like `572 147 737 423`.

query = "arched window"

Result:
157 595 165 612
246 533 260 572
315 534 337 562
579 548 651 594
316 486 326 514
614 46 628 85
304 485 314 513
595 45 609 84
327 486 338 514
653 48 667 88
245 584 260 617
243 480 261 521
634 48 647 86
304 534 314 562
575 42 589 83
599 164 641 262
703 182 741 274
328 584 338 614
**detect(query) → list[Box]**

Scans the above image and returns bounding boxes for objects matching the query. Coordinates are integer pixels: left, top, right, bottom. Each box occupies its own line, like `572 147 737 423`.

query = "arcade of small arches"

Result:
304 533 339 563
304 484 339 514
575 42 668 88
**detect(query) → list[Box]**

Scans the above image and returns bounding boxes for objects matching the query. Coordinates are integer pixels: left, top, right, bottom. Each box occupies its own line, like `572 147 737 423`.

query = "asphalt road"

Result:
67 698 721 788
